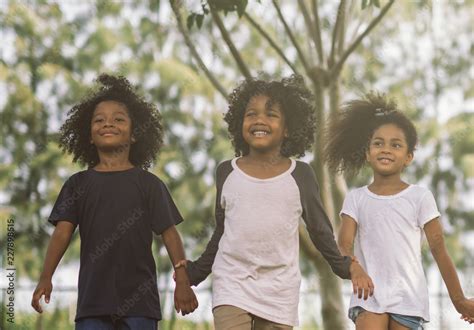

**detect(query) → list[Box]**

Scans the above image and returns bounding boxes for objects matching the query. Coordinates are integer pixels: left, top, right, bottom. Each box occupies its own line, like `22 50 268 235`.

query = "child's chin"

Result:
96 143 131 152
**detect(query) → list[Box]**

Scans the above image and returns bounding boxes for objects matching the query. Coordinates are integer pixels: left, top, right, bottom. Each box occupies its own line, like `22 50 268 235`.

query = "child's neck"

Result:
94 151 134 172
369 173 409 195
237 150 291 179
245 149 287 165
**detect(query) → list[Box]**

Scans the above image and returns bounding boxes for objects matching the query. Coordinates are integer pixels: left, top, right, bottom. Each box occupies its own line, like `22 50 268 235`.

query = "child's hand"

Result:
349 262 374 300
174 281 198 316
455 298 474 323
31 277 53 313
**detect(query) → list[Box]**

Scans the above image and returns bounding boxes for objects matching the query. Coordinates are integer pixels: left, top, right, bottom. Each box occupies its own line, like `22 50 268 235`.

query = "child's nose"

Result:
254 113 267 123
103 118 115 127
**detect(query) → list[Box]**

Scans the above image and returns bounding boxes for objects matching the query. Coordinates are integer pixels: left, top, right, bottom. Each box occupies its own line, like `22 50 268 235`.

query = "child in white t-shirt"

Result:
324 92 474 329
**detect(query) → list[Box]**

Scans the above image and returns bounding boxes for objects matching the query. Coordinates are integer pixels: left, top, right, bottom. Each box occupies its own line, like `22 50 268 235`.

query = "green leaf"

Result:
362 0 369 9
373 0 381 8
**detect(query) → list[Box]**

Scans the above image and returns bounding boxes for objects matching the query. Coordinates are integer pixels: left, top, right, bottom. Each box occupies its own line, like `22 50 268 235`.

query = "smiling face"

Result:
90 100 133 152
366 123 413 176
242 94 288 155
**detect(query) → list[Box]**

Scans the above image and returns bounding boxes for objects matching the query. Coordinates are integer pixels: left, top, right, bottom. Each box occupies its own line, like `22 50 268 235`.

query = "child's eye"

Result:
245 112 256 117
372 141 382 146
393 143 402 148
94 118 104 123
115 118 125 122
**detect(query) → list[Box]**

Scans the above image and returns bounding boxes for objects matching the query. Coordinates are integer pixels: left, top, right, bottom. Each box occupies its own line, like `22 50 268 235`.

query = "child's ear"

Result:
404 152 414 166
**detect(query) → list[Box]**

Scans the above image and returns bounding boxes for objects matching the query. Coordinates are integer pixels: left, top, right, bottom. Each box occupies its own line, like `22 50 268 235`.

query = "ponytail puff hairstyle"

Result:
224 74 316 158
59 73 163 170
323 92 418 176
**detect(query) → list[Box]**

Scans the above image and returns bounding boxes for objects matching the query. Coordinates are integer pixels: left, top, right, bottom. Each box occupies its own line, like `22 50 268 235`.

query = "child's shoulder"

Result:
345 186 367 198
294 159 314 169
217 159 233 169
215 159 234 175
407 184 432 194
136 168 164 184
405 184 435 201
292 160 320 179
64 169 91 184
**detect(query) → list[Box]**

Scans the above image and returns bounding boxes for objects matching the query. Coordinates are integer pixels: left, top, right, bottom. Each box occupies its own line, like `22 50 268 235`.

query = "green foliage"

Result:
1 1 473 328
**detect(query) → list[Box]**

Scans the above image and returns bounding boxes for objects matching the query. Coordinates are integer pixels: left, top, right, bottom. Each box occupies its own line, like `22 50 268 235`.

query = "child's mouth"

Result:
100 131 119 136
252 131 269 137
377 157 393 164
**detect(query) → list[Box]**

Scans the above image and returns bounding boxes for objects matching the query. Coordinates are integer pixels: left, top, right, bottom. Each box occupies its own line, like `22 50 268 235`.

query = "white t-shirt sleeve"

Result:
417 189 441 227
340 190 359 223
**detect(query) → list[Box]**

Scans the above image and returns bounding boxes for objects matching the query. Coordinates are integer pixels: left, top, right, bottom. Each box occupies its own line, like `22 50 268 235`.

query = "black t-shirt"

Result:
48 167 183 321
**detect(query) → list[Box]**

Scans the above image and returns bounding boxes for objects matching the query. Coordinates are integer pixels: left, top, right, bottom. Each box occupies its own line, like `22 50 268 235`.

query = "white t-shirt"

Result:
340 184 440 321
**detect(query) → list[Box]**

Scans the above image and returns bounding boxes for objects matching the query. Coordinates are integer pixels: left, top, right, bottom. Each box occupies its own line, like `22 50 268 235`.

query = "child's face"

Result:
242 94 288 155
366 123 413 176
90 101 133 151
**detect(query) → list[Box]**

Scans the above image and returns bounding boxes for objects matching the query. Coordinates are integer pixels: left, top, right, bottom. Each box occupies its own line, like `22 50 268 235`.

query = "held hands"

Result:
454 297 474 324
31 277 52 313
349 257 374 300
174 261 198 316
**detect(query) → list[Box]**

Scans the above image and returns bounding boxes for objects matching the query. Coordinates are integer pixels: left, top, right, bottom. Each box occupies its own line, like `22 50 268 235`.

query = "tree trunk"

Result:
299 227 347 329
300 79 347 329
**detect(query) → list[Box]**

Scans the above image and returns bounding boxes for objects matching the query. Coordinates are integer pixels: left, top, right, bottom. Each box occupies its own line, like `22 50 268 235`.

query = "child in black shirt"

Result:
31 74 197 330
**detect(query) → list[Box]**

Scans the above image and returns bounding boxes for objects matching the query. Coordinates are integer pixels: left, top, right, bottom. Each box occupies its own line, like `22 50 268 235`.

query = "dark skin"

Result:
32 101 198 316
339 124 474 329
238 94 291 178
238 94 373 294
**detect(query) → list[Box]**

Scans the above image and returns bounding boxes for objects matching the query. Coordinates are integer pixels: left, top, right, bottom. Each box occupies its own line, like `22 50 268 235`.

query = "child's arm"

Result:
161 225 198 315
185 210 224 286
338 214 374 300
185 162 229 286
296 163 374 297
31 221 75 313
424 218 474 321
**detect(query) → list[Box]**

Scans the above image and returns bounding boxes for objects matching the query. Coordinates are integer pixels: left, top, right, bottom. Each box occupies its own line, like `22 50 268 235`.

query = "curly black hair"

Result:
224 74 316 158
323 91 418 176
59 74 163 170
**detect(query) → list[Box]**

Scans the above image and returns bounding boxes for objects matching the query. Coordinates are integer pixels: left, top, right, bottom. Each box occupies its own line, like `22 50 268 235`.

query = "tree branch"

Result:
209 3 252 80
337 1 347 56
328 0 346 68
272 0 311 74
170 0 227 98
297 0 319 65
311 0 325 65
330 0 395 77
243 13 299 74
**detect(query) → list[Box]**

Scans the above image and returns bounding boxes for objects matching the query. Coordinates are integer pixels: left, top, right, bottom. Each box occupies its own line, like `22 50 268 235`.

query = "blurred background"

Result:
0 0 473 329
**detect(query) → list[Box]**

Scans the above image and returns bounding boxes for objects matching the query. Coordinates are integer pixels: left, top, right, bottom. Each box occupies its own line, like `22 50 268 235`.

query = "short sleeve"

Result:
48 178 80 226
148 178 183 235
340 190 358 223
417 190 440 227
